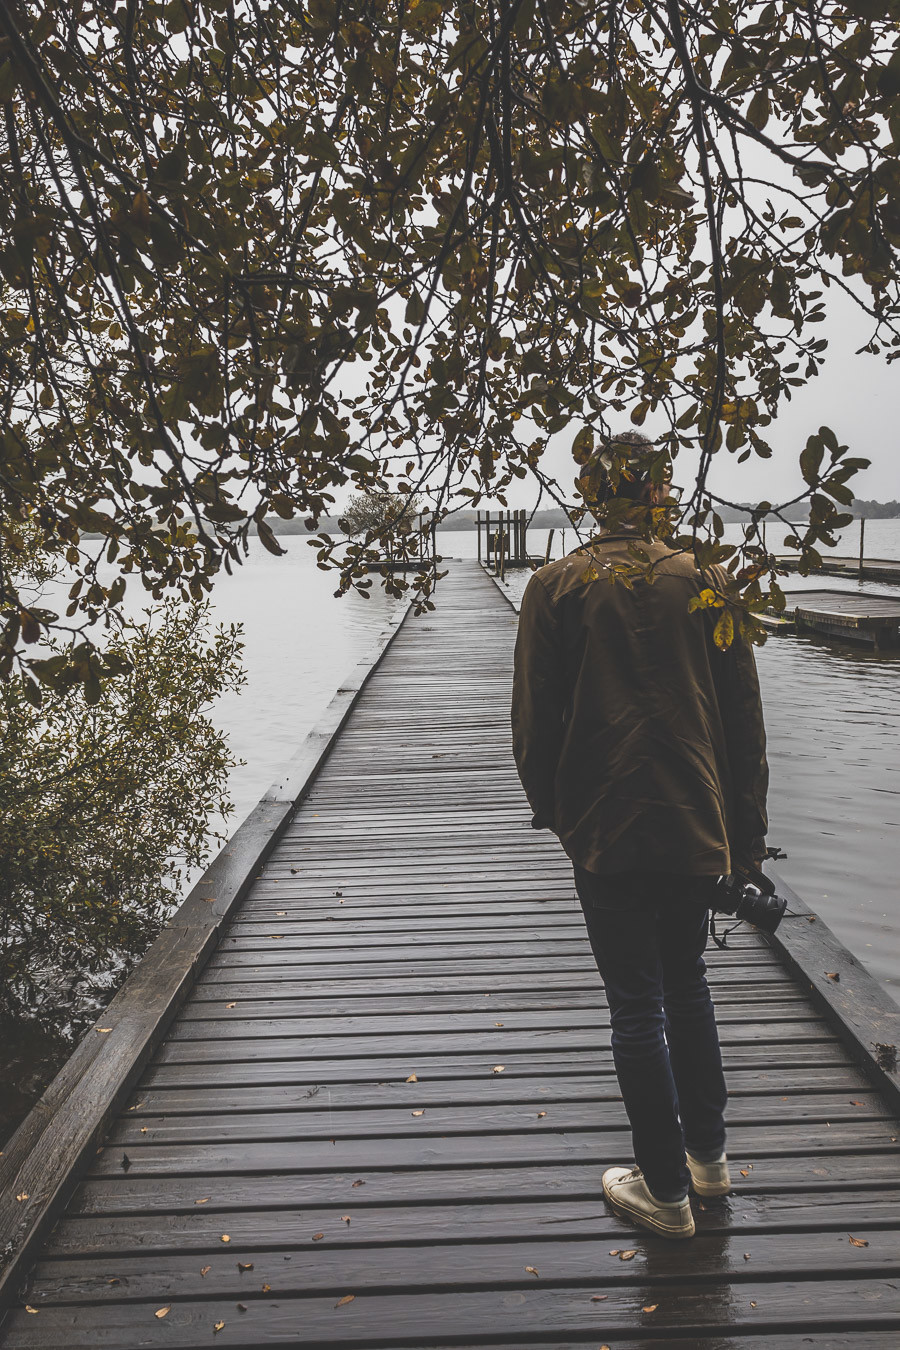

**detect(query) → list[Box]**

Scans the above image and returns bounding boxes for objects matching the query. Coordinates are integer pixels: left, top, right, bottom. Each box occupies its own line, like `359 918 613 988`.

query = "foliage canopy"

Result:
2 0 899 686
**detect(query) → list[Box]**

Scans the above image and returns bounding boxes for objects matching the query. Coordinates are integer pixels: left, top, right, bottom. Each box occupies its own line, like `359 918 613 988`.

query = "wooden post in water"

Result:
544 528 554 566
859 516 866 580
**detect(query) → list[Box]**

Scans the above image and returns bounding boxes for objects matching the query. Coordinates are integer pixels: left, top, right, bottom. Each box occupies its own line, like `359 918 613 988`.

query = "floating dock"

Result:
782 588 900 649
1 561 899 1349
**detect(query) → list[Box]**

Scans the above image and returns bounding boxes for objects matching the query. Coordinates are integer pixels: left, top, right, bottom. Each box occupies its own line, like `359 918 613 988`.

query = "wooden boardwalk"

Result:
3 560 900 1348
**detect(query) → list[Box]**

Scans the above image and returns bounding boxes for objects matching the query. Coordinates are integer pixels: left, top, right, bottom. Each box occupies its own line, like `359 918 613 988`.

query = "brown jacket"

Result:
511 534 768 876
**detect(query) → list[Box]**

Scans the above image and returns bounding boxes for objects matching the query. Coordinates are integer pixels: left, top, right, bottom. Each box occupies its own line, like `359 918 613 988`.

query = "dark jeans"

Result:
574 867 728 1202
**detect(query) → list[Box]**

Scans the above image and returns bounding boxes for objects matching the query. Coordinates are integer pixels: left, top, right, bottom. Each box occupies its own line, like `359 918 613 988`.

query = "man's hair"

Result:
575 430 664 508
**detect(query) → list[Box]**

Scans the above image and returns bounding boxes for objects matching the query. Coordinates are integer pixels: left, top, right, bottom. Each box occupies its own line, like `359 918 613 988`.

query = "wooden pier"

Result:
2 560 900 1348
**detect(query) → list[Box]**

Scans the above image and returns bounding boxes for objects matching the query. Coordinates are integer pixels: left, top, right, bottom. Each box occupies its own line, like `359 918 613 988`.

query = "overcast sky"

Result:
491 281 898 514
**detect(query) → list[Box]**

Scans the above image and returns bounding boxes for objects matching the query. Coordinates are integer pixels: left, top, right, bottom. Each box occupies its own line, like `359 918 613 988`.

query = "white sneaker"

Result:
685 1150 731 1197
602 1165 695 1239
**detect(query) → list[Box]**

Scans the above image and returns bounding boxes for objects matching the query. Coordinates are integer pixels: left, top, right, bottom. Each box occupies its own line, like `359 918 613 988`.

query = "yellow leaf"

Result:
238 1262 254 1272
25 1306 39 1314
200 1266 211 1277
341 1215 351 1223
213 1321 225 1333
16 1193 28 1202
351 1179 365 1187
525 1266 539 1277
155 1306 170 1319
619 1250 637 1261
220 1234 230 1243
262 1283 271 1292
494 1021 504 1027
97 1027 112 1034
849 1235 870 1247
312 1232 324 1241
225 1002 236 1009
643 1303 658 1312
405 1073 417 1082
713 607 734 650
536 1111 547 1118
492 1065 505 1073
334 1294 355 1308
590 1294 608 1302
195 1197 210 1204
411 1110 425 1117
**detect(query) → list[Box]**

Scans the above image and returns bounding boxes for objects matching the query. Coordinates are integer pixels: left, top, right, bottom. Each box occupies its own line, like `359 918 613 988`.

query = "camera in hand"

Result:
714 862 787 934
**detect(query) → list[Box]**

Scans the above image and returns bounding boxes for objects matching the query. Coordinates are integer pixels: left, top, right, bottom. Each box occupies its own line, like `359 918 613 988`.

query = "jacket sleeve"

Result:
713 624 769 865
511 574 566 831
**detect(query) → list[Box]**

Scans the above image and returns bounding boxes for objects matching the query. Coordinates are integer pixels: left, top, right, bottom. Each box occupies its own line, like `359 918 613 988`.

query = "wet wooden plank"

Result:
43 1190 900 1258
85 1121 900 1179
4 1278 900 1347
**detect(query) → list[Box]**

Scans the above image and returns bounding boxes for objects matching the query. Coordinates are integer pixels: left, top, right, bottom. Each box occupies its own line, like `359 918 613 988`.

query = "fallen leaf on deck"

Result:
155 1307 170 1319
16 1193 28 1202
537 1111 547 1118
643 1304 658 1312
203 897 217 903
825 971 840 981
412 1110 425 1117
492 1065 505 1073
225 1002 236 1009
276 911 287 916
236 1303 248 1312
608 1249 619 1256
750 1301 757 1307
740 1169 750 1177
351 1179 365 1187
590 1294 608 1302
405 1073 417 1082
312 1232 325 1241
262 1284 271 1292
195 1197 210 1204
120 1153 131 1171
97 1027 112 1034
341 1216 351 1223
619 1250 636 1261
849 1099 864 1106
271 935 284 940
108 1278 120 1285
494 1022 504 1027
334 1294 355 1308
525 1266 539 1277
140 1127 148 1134
220 1234 231 1243
743 1253 751 1260
24 1307 38 1315
238 1262 254 1272
849 1235 869 1247
213 1321 225 1333
200 1267 211 1278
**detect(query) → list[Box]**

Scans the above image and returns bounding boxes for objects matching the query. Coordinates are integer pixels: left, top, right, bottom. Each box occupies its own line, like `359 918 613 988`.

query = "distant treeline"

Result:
262 498 898 535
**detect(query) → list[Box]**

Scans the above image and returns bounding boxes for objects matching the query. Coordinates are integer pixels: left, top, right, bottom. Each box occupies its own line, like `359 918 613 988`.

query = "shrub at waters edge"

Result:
0 577 244 1130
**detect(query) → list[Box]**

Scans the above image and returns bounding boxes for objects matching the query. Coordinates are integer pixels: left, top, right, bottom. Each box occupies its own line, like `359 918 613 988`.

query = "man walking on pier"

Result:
511 432 769 1239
